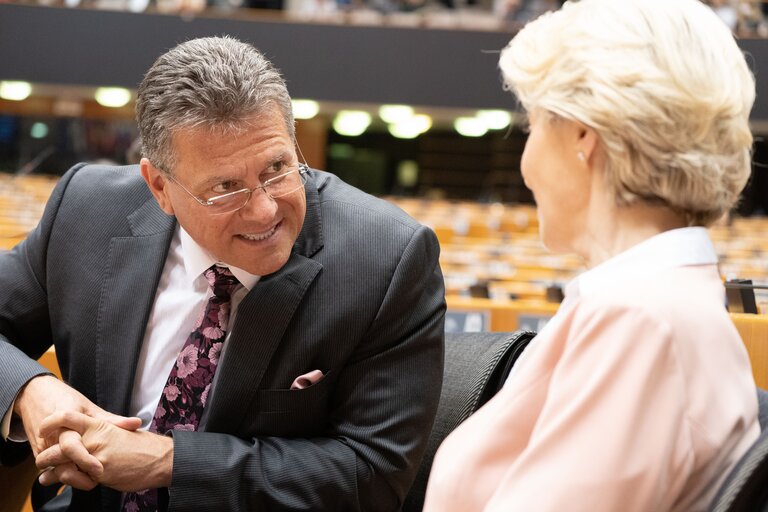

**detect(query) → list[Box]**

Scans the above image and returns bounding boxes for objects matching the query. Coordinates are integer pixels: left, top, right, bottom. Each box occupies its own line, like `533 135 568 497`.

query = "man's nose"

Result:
238 186 277 221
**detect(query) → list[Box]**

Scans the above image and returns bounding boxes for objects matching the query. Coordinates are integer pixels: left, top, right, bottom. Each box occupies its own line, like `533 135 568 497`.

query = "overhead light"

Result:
0 81 32 101
388 114 432 139
454 117 488 137
30 122 49 139
292 99 320 120
388 123 421 139
379 105 414 124
477 110 512 130
411 114 432 133
332 110 372 137
94 87 131 108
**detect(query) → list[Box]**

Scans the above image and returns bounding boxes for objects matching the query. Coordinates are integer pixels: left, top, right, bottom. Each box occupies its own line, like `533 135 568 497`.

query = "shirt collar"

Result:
179 227 260 290
565 227 718 300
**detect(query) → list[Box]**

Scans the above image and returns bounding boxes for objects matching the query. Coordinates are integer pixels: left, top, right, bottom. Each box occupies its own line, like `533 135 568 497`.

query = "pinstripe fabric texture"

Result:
0 164 446 511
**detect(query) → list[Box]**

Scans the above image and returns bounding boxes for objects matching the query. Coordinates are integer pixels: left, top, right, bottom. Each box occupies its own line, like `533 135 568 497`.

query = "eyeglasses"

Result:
168 163 309 215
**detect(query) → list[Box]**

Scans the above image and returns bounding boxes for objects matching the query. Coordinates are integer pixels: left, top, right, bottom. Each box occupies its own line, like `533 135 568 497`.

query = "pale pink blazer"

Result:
423 228 759 512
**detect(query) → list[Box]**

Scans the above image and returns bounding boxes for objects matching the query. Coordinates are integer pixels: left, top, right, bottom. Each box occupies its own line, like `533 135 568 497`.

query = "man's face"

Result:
142 108 306 276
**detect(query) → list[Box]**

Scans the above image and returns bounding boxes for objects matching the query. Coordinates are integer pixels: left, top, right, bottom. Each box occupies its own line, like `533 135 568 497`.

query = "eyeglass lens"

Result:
208 167 307 214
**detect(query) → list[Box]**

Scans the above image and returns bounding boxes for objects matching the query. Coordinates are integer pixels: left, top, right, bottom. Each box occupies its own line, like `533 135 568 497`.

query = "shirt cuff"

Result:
1 400 28 442
1 401 12 440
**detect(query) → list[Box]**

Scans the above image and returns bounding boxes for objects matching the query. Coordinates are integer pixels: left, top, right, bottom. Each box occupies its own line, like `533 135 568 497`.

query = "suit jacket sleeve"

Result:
0 165 83 465
169 225 446 511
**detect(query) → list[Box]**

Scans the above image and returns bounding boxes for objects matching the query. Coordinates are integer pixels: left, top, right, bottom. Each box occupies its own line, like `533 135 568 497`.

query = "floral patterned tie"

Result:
122 265 240 512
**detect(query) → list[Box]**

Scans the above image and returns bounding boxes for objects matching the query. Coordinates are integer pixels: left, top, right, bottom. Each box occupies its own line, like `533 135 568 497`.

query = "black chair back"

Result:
402 330 535 512
708 387 768 512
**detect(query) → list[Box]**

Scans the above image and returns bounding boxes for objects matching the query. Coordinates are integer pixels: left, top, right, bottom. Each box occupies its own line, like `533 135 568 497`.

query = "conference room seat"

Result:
402 330 535 512
708 387 768 512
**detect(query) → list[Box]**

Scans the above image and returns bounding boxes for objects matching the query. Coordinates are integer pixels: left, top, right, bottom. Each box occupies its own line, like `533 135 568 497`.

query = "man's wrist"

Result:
12 374 55 417
149 433 174 488
5 374 53 440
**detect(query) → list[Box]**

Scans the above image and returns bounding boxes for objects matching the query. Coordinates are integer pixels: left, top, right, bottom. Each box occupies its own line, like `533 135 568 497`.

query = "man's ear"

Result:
140 158 175 215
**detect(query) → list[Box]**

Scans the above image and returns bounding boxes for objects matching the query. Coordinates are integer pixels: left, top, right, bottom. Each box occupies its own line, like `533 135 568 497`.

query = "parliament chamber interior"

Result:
1 1 768 511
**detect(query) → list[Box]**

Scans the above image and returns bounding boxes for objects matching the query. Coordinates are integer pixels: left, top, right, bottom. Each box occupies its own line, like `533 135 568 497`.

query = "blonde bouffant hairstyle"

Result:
499 0 755 226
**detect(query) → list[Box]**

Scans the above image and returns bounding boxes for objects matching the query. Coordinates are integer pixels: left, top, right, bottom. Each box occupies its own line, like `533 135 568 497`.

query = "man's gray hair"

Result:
136 36 295 174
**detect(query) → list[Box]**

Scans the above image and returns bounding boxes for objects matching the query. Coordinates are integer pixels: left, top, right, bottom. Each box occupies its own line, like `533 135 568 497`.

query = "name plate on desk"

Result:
445 310 490 333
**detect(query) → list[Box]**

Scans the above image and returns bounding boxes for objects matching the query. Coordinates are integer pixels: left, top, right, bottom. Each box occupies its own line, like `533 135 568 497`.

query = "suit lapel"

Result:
204 171 325 431
204 253 322 432
95 197 175 417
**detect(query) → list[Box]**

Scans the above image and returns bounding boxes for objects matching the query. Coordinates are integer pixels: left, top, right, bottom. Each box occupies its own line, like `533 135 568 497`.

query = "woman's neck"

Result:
573 199 687 269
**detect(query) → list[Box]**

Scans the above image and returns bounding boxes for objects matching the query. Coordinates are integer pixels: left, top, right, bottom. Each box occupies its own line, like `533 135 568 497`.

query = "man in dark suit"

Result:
0 36 445 511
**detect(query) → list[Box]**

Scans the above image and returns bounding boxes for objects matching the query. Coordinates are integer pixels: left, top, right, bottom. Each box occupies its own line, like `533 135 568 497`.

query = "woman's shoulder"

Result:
569 264 728 328
559 264 750 394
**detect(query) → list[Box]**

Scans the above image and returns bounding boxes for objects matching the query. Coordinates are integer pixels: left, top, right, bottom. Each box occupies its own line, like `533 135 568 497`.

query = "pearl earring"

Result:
577 152 586 162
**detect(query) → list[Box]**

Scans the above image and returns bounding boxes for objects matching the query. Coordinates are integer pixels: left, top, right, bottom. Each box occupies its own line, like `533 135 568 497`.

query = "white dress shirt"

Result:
130 226 259 430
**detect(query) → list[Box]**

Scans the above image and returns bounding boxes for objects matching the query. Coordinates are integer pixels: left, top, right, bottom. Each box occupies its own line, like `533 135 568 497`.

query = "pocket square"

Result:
290 369 325 390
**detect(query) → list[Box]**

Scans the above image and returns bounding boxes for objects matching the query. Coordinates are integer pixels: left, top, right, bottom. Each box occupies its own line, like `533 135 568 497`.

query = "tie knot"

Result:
204 265 240 300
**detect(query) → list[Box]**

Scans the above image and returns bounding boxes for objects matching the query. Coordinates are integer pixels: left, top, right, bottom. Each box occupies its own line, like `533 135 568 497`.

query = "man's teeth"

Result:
241 226 277 241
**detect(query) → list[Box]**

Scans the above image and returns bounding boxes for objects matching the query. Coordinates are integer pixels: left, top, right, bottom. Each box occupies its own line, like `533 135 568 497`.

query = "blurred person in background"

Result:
423 0 759 510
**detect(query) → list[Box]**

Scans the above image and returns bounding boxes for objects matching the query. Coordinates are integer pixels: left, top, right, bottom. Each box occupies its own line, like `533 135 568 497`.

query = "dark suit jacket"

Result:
0 164 445 511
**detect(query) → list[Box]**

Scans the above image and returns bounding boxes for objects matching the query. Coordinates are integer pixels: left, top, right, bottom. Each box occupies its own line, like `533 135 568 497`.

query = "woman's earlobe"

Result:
576 125 600 164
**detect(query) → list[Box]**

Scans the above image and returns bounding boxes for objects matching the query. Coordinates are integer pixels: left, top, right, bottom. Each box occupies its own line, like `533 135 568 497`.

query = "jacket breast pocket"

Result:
245 370 335 437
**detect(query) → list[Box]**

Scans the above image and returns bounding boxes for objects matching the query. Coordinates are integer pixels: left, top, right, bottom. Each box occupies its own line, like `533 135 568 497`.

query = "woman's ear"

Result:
575 123 599 165
140 158 175 215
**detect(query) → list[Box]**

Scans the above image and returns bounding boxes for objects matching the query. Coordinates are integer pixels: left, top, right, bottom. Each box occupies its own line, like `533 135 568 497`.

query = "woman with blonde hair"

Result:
422 0 760 510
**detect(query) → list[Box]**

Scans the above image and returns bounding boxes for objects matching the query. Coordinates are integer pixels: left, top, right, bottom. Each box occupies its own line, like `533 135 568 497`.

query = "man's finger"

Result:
36 438 103 477
37 466 57 486
39 411 95 439
59 430 104 477
39 463 98 491
36 444 66 470
89 408 143 431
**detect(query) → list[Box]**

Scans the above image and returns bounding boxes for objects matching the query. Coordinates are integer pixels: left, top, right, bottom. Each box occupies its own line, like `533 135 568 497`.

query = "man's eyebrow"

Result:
194 173 246 189
260 152 290 172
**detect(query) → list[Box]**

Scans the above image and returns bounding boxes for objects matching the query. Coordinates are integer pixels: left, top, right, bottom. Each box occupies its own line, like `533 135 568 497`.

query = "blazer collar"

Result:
293 169 324 259
95 196 175 416
127 194 176 237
